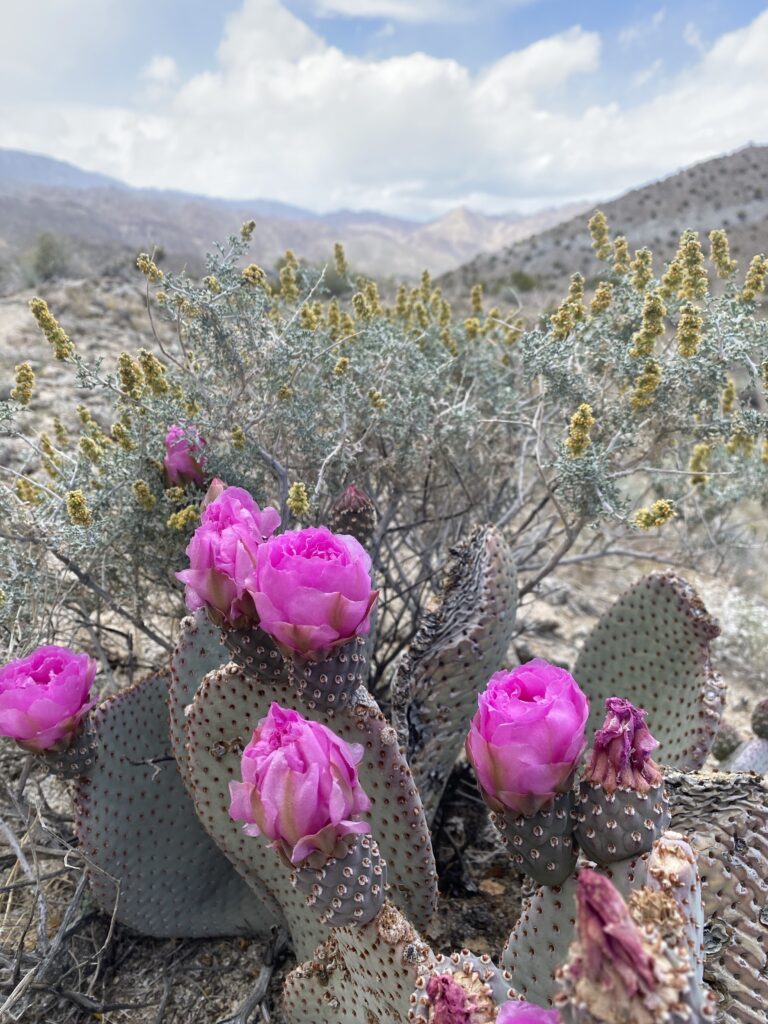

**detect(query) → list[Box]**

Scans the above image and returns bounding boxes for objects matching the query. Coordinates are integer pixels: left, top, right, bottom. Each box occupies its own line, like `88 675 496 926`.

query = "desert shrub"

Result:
1 221 767 688
26 232 71 283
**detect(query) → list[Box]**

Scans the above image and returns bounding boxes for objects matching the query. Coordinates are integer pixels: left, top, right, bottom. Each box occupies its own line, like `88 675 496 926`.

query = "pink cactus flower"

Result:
584 697 663 794
465 660 589 816
247 526 378 658
0 646 97 752
497 1000 561 1023
175 486 281 625
163 424 206 487
229 702 372 865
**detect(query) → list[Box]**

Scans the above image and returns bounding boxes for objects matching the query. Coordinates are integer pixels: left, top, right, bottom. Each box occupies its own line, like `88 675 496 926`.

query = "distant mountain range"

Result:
0 149 588 292
440 145 768 304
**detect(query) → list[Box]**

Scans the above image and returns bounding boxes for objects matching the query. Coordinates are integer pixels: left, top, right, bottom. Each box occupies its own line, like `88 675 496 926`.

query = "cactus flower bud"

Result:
584 698 663 794
248 526 378 659
163 424 206 487
465 661 589 816
200 476 227 511
175 486 281 625
0 646 97 752
497 1001 561 1023
229 702 372 865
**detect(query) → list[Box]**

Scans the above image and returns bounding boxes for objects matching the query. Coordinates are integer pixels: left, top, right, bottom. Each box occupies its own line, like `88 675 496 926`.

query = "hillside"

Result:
439 145 768 305
0 150 586 293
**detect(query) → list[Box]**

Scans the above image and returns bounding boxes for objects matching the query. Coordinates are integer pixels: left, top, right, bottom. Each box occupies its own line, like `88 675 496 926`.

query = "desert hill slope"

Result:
439 145 768 303
0 149 585 292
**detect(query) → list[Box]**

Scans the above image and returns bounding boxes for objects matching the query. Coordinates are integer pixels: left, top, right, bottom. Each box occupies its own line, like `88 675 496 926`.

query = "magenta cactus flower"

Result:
163 424 207 487
247 526 378 658
424 974 477 1023
0 646 97 752
497 1000 561 1023
465 660 589 816
229 702 372 865
584 697 663 794
175 486 281 626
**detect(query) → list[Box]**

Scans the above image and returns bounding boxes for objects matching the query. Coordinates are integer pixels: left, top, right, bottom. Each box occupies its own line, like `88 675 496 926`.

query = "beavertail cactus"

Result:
410 951 513 1022
575 698 670 863
392 525 517 823
328 484 378 547
573 572 724 769
467 662 588 884
555 870 694 1024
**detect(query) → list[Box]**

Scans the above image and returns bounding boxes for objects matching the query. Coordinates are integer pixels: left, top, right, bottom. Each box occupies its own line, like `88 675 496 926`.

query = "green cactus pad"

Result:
501 853 652 1006
74 672 281 938
667 769 768 1024
39 716 99 778
391 525 517 823
282 901 436 1024
293 833 387 927
169 611 234 791
575 780 670 863
183 663 437 958
492 792 578 885
573 572 725 770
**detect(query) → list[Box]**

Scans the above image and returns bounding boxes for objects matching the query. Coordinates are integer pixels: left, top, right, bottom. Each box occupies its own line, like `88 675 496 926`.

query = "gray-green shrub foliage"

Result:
2 221 767 686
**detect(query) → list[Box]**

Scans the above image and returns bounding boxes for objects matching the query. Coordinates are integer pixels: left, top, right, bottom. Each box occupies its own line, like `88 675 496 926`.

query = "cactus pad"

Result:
391 525 517 823
492 792 578 885
74 672 281 938
409 950 513 1021
293 833 387 927
667 769 768 1024
183 662 437 958
573 572 725 769
39 716 99 779
283 901 436 1024
575 781 670 863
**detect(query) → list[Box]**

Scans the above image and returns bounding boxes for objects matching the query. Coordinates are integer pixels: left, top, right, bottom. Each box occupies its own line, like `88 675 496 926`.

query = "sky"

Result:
1 0 767 220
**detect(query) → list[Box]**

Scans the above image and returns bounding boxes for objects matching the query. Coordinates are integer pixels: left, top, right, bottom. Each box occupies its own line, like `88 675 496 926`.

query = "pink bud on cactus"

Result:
163 424 207 487
248 526 378 658
175 486 281 626
228 702 372 865
497 1000 561 1023
584 697 663 794
333 484 373 515
465 661 589 816
200 476 227 511
0 646 97 752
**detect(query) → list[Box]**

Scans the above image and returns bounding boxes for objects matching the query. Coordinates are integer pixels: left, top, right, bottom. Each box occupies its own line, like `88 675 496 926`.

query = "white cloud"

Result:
0 1 767 218
140 55 179 86
0 0 127 88
683 21 705 53
310 0 460 19
618 7 665 48
633 58 662 87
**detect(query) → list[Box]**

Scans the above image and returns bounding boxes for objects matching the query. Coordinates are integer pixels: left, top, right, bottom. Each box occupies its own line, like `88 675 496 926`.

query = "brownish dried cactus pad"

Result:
74 672 280 938
573 572 724 769
667 769 768 1024
392 525 517 823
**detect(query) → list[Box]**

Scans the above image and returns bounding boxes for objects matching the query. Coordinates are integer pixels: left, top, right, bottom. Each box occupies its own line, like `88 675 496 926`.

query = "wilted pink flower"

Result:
584 697 663 794
247 526 378 658
465 661 589 816
229 702 371 865
572 869 658 994
163 424 206 487
424 975 476 1024
200 477 227 511
0 646 97 752
175 487 281 625
497 1000 561 1023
